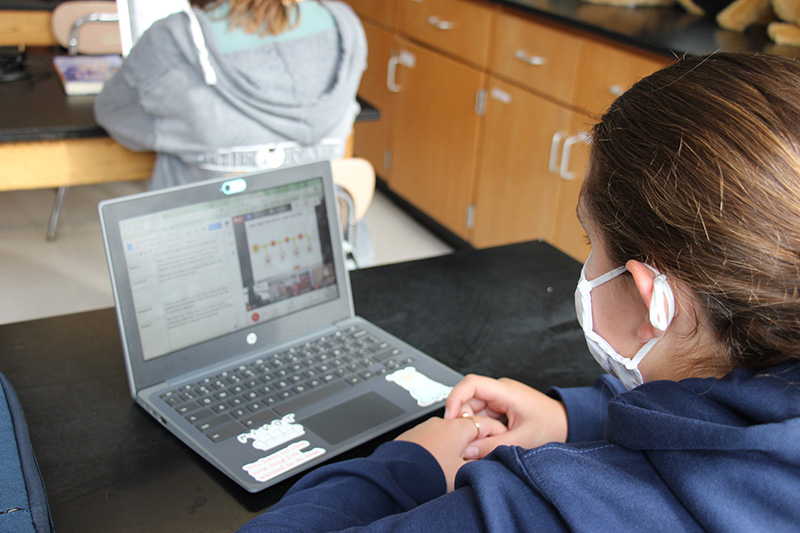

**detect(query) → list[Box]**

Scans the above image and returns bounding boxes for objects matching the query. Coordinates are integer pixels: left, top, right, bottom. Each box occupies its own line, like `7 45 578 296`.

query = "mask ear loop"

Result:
649 274 675 331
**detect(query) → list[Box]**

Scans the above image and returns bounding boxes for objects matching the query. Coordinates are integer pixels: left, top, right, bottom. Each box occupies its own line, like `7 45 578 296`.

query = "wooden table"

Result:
0 48 378 239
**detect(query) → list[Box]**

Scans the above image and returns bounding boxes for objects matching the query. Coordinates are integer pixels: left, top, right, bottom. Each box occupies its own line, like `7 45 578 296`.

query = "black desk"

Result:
0 241 598 532
0 0 60 10
496 0 800 59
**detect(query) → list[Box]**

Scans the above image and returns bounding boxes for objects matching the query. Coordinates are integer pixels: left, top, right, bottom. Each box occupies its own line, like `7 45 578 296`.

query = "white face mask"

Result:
575 258 675 390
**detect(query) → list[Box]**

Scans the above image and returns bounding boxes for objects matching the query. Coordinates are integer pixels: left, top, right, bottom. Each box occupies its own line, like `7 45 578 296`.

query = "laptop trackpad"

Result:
302 392 405 445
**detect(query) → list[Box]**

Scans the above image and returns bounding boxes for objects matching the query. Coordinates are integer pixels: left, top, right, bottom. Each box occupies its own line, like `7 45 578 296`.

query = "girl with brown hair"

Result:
95 0 366 190
239 52 800 531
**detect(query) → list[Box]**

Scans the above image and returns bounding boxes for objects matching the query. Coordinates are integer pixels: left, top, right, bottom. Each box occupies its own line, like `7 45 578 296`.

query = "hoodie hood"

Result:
162 2 366 145
606 362 800 460
605 362 800 531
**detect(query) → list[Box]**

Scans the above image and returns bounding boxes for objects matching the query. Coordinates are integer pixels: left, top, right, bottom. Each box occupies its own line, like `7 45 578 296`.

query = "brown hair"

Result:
191 0 306 35
584 52 800 373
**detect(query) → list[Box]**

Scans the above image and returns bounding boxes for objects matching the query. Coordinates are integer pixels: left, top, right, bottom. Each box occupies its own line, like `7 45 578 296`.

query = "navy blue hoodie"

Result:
238 362 800 531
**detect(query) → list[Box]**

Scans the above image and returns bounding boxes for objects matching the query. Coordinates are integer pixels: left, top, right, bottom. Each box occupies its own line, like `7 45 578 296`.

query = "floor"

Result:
0 182 453 326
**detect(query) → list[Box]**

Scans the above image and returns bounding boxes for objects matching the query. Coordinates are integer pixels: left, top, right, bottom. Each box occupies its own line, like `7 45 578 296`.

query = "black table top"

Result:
2 1 797 143
0 241 597 532
0 49 379 143
496 0 800 59
0 50 104 142
3 0 799 60
0 0 59 10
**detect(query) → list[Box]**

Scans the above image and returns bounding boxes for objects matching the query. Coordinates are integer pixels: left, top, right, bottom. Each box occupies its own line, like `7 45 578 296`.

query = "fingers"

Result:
444 374 526 420
458 413 482 441
444 374 495 419
444 376 476 419
459 415 508 459
451 398 502 419
397 416 497 454
463 423 529 461
463 437 503 461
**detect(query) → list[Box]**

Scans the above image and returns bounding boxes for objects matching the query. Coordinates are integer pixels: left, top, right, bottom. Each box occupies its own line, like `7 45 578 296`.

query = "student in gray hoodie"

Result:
94 0 367 191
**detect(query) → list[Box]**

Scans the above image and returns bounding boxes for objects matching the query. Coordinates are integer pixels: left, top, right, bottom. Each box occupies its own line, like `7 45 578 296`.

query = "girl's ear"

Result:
626 260 665 342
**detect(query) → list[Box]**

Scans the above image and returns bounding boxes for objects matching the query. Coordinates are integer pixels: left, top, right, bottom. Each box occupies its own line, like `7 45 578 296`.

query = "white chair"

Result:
331 158 376 269
46 1 121 240
51 1 121 56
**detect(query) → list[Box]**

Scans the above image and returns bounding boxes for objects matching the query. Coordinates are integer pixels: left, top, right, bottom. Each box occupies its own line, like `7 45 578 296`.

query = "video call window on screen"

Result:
232 192 337 316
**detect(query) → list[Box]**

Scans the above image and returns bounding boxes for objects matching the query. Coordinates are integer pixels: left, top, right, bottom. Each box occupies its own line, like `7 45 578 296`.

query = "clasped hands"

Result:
395 374 568 492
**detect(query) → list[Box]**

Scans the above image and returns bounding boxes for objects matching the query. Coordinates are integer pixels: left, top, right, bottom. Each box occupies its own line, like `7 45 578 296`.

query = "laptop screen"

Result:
118 178 338 361
100 162 354 395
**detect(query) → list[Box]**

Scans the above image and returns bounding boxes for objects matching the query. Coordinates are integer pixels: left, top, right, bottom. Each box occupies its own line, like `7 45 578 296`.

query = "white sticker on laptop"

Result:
386 366 452 407
242 440 326 483
237 413 305 452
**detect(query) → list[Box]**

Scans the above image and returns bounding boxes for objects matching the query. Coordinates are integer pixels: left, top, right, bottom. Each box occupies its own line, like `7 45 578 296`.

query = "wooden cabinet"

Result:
472 84 593 259
472 13 593 259
390 39 485 239
471 79 569 248
344 0 398 28
345 0 668 259
490 11 581 107
400 0 493 68
550 111 593 261
573 38 669 117
352 22 398 181
470 10 667 260
547 40 667 259
349 0 490 239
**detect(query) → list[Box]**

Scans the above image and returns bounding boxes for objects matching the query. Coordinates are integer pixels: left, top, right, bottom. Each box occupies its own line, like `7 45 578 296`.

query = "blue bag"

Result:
0 372 53 532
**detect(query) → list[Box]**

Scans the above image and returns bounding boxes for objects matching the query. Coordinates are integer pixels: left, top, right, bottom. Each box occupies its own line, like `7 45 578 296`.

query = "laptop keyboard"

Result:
159 326 414 443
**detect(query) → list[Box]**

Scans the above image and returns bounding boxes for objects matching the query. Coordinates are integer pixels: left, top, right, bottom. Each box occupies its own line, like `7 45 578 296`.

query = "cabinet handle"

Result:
559 132 591 180
427 15 454 30
549 131 567 174
387 53 401 93
608 84 625 96
490 87 511 104
514 49 546 66
386 50 416 93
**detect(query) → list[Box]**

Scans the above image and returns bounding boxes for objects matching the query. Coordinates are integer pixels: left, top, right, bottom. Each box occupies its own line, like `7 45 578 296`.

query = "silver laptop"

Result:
99 161 462 492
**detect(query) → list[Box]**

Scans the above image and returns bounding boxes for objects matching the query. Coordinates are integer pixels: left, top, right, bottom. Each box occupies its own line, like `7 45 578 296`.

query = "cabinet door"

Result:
390 39 485 239
490 11 581 106
344 0 398 28
550 111 593 262
352 22 397 181
471 78 570 248
400 0 493 68
573 39 669 117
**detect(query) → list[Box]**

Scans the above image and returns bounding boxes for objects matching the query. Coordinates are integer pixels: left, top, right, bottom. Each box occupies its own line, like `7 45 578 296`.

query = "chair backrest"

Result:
331 157 376 225
51 1 121 55
331 158 376 269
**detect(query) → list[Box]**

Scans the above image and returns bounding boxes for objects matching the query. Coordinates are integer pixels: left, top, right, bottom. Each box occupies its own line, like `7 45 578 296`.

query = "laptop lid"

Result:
99 161 353 397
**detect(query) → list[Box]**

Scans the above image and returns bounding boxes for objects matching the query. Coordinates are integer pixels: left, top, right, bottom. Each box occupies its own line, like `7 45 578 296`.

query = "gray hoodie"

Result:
94 1 366 190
